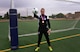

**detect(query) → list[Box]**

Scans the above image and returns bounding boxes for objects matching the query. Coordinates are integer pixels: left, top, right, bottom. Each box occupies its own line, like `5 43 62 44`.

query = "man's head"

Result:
40 8 45 15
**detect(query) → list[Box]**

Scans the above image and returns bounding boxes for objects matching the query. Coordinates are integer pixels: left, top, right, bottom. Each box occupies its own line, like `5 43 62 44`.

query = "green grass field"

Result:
0 20 80 52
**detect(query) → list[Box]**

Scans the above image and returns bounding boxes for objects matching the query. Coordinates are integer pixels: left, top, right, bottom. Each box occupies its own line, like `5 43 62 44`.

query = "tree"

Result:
17 13 21 19
4 12 21 19
4 12 9 19
0 16 2 19
27 16 34 19
56 13 65 18
49 14 56 18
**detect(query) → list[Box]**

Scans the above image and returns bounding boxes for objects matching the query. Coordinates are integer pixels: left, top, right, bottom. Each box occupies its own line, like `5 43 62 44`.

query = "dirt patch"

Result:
50 18 77 20
0 19 37 22
0 18 77 23
50 18 66 20
0 19 9 22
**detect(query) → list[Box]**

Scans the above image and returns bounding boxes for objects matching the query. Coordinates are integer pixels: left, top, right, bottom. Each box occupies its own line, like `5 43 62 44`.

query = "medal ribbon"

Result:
41 15 44 21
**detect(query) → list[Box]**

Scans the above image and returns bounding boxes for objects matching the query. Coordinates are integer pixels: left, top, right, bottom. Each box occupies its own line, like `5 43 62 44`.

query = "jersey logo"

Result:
44 18 46 20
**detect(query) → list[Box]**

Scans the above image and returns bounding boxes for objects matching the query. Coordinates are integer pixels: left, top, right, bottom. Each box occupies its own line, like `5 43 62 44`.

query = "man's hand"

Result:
47 29 51 35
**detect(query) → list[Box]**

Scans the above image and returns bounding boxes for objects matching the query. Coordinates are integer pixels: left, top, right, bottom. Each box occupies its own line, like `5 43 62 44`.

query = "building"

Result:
75 12 80 18
66 13 75 19
66 12 80 19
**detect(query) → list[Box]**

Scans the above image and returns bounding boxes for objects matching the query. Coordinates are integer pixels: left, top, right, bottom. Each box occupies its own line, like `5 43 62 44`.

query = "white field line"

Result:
72 18 80 28
74 28 80 30
2 34 80 52
18 28 74 37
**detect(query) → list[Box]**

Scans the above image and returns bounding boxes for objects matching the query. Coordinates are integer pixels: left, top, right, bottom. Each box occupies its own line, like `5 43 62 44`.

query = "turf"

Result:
0 20 80 52
8 36 80 52
0 20 77 35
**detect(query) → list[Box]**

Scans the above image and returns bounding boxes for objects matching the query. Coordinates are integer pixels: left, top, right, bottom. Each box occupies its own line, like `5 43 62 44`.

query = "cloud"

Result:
0 0 10 8
0 0 80 16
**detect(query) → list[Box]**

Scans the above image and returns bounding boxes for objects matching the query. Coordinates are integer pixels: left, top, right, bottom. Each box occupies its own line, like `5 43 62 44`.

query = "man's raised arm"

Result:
34 14 39 19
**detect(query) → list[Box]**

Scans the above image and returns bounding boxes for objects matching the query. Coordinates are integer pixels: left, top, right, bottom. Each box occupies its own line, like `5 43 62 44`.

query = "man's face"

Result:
41 8 45 15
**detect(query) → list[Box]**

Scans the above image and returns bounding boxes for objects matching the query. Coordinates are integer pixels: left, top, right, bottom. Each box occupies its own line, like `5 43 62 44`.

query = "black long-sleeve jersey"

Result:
34 14 51 31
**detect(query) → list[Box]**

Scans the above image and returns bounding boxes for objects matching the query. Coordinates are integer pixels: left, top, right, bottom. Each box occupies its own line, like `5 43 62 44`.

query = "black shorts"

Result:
38 27 48 32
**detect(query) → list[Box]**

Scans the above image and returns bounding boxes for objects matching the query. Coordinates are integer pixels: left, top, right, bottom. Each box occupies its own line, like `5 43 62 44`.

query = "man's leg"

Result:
38 32 43 47
44 32 51 46
35 31 43 51
44 31 53 51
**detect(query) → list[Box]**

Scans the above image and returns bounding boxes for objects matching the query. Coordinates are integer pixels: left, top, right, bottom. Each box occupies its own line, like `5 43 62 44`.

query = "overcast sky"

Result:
0 0 80 16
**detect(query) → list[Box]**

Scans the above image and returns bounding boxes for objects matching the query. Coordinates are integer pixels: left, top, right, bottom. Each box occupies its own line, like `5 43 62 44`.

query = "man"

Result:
34 8 53 51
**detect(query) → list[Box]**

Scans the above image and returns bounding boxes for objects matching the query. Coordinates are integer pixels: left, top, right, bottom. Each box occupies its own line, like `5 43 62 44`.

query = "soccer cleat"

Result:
49 46 53 51
35 47 40 52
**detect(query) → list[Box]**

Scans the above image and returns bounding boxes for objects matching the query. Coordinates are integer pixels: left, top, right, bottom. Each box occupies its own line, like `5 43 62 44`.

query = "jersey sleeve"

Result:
34 14 39 19
47 16 51 29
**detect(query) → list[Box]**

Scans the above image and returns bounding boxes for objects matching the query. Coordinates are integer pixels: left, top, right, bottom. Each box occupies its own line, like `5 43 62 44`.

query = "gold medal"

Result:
42 21 44 23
